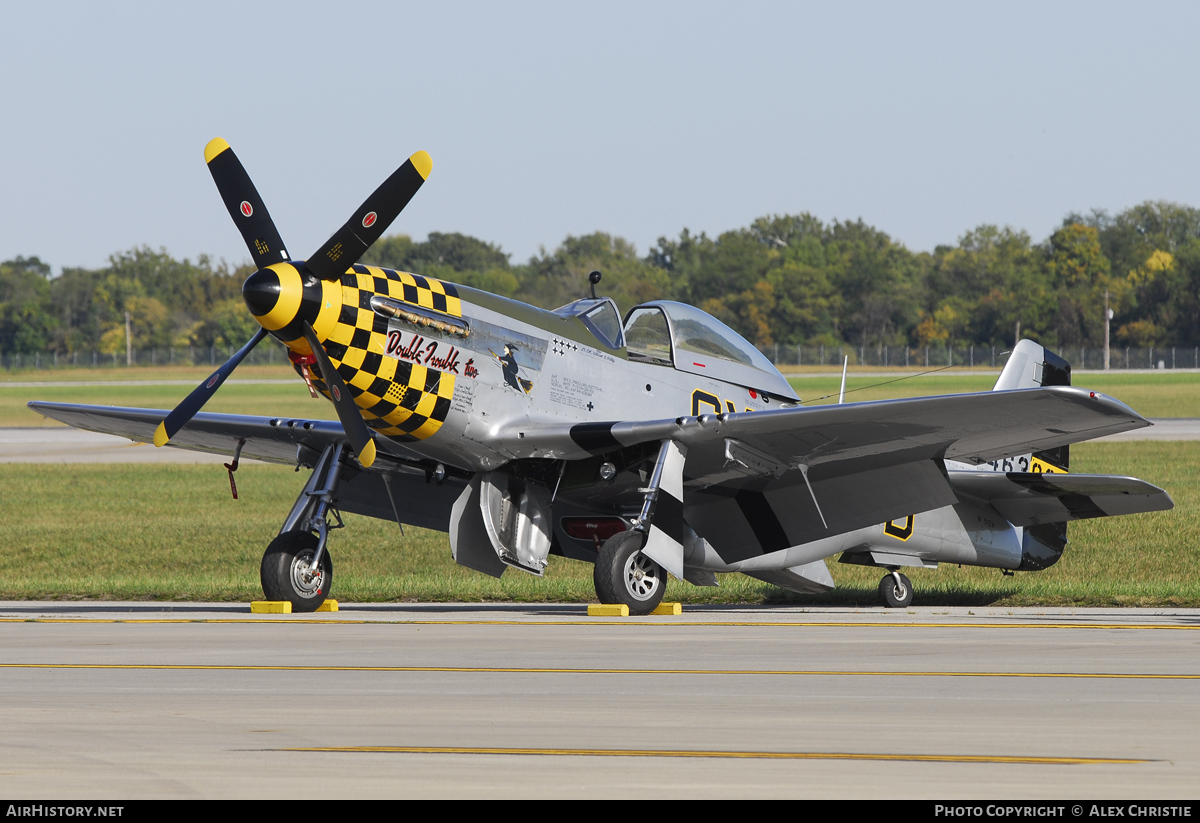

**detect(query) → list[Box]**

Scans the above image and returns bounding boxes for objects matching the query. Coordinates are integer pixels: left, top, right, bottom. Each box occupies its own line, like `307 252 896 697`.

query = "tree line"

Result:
3 200 1199 355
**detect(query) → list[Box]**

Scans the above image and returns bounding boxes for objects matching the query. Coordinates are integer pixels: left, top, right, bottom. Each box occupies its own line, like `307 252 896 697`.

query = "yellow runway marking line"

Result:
279 745 1151 765
1 663 1196 680
0 617 1198 631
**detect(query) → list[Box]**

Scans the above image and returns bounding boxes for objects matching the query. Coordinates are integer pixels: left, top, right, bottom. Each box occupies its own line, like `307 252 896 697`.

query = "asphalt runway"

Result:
3 418 1197 464
1 602 1197 798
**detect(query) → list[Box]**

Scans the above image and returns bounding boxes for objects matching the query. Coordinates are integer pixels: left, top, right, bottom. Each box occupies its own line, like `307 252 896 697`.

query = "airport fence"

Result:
756 344 1200 371
1 342 1198 372
0 342 289 372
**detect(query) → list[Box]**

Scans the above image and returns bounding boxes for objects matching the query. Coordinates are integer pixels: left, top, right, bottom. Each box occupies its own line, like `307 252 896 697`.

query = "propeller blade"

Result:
204 138 291 270
304 150 432 281
154 327 269 447
300 321 378 468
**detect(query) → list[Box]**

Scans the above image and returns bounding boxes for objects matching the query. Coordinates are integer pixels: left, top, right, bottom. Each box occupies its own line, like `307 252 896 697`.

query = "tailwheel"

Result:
878 571 913 608
593 530 666 616
261 530 333 613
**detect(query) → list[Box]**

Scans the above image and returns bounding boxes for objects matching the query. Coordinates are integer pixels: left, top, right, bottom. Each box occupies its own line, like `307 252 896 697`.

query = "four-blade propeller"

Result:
306 150 432 281
152 137 430 469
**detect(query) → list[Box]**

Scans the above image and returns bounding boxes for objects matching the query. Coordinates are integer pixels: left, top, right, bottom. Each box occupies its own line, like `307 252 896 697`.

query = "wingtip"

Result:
204 137 231 164
409 150 432 180
359 439 377 468
153 421 170 448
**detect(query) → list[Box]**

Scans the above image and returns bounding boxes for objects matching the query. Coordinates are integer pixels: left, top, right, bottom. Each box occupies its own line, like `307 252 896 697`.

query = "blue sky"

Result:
3 1 1198 272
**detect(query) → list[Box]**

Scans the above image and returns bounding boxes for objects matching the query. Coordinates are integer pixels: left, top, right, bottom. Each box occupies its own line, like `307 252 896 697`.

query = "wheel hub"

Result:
290 551 324 596
623 552 661 601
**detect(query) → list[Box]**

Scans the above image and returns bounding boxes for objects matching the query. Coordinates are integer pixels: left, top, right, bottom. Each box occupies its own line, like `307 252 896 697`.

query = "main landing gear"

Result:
593 440 677 616
261 530 332 610
261 441 346 612
878 570 913 608
594 530 667 616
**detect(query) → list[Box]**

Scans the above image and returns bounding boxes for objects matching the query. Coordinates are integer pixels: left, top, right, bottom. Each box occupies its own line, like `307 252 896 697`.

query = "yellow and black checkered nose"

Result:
242 262 323 342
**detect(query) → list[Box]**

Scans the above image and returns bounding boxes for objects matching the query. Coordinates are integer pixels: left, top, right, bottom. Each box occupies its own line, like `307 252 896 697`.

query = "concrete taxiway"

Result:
1 602 1197 798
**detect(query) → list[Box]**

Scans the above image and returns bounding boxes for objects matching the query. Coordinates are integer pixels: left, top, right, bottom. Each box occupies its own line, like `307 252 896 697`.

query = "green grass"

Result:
0 442 1194 606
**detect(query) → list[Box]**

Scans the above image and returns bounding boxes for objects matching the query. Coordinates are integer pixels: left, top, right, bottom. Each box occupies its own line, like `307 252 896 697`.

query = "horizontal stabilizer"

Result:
950 471 1173 526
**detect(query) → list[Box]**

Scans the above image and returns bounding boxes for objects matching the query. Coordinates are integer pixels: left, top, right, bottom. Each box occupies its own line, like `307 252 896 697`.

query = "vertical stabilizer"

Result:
993 339 1073 569
993 339 1072 392
992 340 1071 472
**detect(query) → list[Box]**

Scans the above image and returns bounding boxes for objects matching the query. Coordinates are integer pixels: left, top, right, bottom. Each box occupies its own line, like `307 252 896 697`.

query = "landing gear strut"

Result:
261 441 346 612
878 570 913 608
593 440 679 615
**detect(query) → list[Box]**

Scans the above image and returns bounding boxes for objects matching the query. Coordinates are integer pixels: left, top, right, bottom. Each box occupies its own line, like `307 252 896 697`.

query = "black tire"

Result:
878 572 913 608
261 530 332 613
593 530 667 615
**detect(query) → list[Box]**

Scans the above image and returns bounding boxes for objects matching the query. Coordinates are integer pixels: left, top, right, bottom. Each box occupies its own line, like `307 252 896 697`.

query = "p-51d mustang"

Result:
31 140 1174 613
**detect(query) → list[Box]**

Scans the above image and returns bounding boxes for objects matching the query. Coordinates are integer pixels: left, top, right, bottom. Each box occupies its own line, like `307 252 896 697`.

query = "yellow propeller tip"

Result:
359 439 377 468
153 422 170 448
410 150 432 181
204 137 231 164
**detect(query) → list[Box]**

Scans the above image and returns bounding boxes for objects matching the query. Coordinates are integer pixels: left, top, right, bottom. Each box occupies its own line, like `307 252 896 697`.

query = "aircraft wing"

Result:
949 471 1173 526
26 401 464 532
31 401 361 466
511 386 1147 466
524 386 1152 559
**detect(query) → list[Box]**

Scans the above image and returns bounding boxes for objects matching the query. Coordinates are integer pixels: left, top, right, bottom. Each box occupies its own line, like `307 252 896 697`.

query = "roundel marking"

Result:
240 201 253 217
362 211 377 229
206 374 220 389
332 385 342 402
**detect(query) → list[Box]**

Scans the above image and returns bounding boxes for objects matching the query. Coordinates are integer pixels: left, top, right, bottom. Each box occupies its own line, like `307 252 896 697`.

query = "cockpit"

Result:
623 301 799 401
552 298 624 350
551 297 797 401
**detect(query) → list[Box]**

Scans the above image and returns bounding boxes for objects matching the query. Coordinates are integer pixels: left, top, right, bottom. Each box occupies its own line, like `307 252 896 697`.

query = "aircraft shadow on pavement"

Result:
758 586 1024 608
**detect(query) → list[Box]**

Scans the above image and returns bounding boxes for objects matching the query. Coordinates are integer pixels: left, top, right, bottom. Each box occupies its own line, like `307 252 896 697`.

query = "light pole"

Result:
1104 290 1112 371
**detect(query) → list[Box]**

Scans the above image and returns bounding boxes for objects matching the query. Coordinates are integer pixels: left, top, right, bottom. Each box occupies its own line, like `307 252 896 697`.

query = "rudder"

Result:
993 339 1073 569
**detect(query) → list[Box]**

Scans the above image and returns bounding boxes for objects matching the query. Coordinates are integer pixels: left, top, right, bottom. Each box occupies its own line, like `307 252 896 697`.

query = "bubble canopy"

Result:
623 301 799 401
